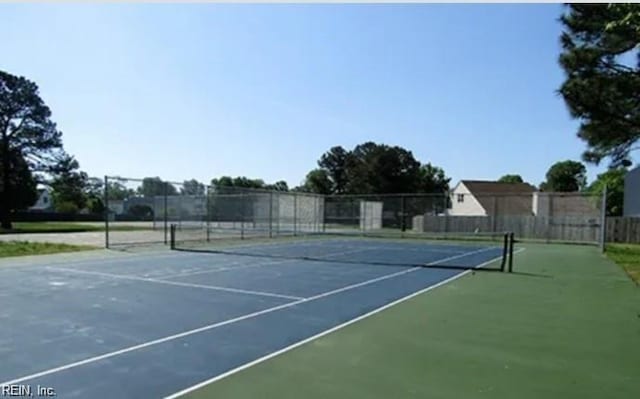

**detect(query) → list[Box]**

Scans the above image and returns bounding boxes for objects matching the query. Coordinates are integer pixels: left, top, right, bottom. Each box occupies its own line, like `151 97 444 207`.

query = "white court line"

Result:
166 248 527 398
164 252 507 399
45 267 303 301
1 246 497 387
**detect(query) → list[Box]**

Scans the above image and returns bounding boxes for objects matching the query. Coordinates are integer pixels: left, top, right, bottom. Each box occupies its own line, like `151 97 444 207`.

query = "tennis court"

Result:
0 234 509 398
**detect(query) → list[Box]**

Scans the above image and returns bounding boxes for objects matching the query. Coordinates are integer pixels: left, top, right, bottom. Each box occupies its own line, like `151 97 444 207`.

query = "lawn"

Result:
605 243 640 284
0 221 151 234
185 243 639 399
0 241 96 258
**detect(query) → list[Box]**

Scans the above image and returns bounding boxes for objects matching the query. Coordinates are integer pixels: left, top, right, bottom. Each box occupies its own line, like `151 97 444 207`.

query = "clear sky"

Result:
0 3 609 189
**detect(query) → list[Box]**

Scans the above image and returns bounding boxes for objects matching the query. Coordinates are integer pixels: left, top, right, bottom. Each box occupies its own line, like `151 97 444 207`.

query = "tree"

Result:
0 70 63 228
300 169 332 195
137 177 177 197
417 163 450 193
0 149 38 215
587 168 626 216
105 180 134 201
558 4 640 167
318 146 350 194
49 154 88 212
84 177 105 214
346 142 424 194
181 179 205 196
498 174 524 184
312 142 448 194
265 180 289 192
540 160 587 192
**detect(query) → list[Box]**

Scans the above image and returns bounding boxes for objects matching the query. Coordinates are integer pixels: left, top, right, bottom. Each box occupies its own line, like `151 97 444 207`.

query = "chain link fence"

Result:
104 176 608 249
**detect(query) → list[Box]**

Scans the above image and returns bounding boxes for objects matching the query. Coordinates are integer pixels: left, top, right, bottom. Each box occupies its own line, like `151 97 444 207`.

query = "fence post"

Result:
104 176 109 249
600 185 607 252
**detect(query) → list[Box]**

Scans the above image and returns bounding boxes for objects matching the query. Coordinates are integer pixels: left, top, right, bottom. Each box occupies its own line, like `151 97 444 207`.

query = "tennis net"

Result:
169 224 515 272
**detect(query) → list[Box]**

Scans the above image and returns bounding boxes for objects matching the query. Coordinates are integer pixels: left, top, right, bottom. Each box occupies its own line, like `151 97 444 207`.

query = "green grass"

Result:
0 222 151 234
186 243 639 399
605 243 640 284
0 240 96 257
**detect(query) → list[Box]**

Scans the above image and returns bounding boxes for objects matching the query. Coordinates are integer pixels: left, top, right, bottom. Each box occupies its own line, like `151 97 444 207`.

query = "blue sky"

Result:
0 3 609 189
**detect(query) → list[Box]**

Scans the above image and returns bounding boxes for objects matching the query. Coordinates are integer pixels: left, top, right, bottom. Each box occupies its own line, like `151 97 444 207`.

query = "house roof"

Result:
460 180 536 195
459 180 536 216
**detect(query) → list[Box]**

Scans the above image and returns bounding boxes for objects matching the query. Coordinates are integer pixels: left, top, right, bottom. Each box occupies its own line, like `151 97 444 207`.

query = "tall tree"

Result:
540 160 587 192
49 154 88 213
587 167 626 216
343 142 423 194
84 177 105 214
311 142 449 195
300 169 332 195
0 149 38 216
559 4 640 167
318 146 350 194
498 174 524 184
137 177 177 197
181 179 205 196
0 70 63 228
417 163 450 193
105 180 135 201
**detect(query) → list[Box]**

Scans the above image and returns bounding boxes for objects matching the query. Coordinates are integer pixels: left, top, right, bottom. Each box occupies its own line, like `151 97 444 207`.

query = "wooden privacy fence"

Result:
414 215 602 244
605 217 640 243
413 215 640 244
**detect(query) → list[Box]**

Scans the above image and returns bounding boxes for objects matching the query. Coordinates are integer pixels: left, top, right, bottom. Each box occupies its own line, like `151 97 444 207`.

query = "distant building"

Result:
446 180 601 218
447 180 536 216
28 188 53 211
624 166 640 216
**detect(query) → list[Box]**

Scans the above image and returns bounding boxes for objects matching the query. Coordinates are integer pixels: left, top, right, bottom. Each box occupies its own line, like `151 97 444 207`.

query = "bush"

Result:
55 201 79 214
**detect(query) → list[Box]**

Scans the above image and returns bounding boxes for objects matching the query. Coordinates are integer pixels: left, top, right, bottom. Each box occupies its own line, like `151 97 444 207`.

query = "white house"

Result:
28 188 53 211
447 180 601 218
447 180 536 216
624 166 640 216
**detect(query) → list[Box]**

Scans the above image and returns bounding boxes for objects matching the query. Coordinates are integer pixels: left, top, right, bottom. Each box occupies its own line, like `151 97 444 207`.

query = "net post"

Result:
163 182 169 245
269 191 273 238
500 232 508 272
508 232 515 273
600 185 607 253
293 192 297 237
104 175 110 249
169 223 176 250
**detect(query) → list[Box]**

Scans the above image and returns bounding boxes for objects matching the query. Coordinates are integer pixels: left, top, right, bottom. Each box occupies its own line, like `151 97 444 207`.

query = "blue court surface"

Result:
0 238 504 398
